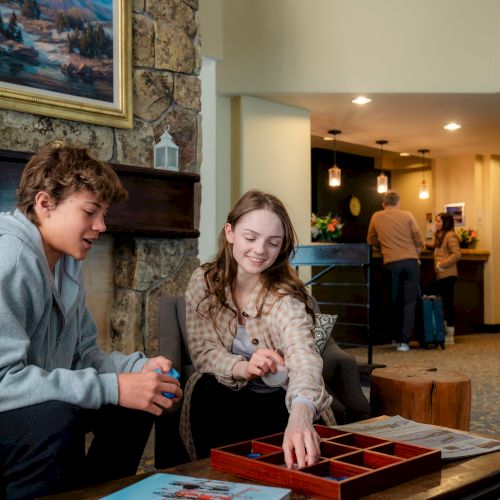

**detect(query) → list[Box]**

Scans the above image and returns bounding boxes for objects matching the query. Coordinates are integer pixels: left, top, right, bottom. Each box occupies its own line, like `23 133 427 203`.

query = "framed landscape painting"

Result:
0 0 131 128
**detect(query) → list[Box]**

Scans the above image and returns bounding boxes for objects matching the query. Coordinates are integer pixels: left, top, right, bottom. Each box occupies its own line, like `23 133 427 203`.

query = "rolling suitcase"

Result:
420 295 446 349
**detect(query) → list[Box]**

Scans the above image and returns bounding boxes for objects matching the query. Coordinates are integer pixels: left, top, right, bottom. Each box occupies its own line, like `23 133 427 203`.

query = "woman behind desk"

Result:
426 212 461 344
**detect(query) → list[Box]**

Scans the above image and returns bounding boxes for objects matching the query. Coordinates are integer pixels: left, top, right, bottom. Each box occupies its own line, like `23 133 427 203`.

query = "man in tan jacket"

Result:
367 191 424 351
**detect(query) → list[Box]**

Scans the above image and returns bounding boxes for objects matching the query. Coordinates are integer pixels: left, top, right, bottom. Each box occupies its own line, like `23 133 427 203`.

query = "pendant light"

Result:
376 140 388 193
418 149 430 200
328 129 341 187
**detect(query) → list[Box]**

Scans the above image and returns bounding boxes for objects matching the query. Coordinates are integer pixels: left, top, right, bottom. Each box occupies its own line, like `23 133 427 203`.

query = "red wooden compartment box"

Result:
211 424 441 499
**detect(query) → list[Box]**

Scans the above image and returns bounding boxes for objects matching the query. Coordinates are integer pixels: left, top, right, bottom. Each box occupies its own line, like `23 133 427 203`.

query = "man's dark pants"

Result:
384 259 421 344
0 401 154 500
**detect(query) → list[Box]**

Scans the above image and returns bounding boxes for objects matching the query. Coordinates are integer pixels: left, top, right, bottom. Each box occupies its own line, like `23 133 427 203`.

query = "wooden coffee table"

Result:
43 423 500 499
42 448 500 499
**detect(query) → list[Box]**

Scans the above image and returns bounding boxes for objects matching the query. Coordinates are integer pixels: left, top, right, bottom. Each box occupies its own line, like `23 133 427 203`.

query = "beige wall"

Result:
199 0 224 61
233 96 311 245
433 156 478 231
391 169 434 238
214 0 500 94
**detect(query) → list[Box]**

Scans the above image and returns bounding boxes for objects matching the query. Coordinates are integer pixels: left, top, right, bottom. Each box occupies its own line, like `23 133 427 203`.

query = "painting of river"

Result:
0 0 114 103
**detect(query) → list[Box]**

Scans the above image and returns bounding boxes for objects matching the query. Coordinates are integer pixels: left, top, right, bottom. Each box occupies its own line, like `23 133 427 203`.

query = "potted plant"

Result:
311 213 343 242
457 228 478 249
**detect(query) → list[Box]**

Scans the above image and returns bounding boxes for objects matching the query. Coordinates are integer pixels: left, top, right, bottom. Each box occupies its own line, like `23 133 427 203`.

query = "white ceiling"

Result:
261 93 500 161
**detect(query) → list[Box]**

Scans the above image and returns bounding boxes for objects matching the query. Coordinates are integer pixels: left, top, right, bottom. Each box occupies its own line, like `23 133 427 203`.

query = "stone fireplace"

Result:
0 0 202 356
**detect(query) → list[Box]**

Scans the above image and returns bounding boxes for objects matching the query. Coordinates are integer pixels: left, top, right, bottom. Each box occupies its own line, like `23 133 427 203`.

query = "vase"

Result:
459 241 477 249
313 232 341 243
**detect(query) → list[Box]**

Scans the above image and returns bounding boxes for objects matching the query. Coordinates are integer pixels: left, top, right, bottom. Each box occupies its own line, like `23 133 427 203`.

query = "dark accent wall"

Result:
311 148 391 243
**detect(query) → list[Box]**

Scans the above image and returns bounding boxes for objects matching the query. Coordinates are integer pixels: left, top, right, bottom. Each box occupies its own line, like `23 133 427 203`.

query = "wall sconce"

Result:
376 140 388 193
418 149 430 200
154 129 179 171
328 129 341 187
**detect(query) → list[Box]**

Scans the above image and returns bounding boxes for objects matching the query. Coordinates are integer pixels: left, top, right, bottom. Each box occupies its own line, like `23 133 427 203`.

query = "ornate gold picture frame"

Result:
0 0 132 129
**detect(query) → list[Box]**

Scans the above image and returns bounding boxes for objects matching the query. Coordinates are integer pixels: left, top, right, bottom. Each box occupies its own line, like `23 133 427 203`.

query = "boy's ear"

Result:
224 223 234 244
34 191 55 219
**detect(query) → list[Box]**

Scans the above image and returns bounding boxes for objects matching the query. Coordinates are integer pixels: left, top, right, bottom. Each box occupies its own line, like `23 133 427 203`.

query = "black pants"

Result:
0 402 154 500
384 259 421 344
427 276 457 326
190 375 290 459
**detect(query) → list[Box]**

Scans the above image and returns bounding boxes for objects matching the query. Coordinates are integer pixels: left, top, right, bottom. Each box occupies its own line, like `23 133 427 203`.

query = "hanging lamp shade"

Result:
327 129 341 187
419 180 430 199
329 165 341 186
376 140 388 193
418 149 430 200
377 172 388 193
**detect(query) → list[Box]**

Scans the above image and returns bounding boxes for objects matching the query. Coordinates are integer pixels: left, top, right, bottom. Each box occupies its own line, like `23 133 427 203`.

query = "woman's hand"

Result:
283 403 320 469
232 348 284 380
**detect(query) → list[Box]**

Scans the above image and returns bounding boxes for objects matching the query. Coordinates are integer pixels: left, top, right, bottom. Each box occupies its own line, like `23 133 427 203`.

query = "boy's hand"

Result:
142 356 172 374
117 362 182 416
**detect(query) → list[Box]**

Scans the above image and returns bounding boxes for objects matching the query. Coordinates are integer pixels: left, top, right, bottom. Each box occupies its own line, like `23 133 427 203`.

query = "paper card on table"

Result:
101 472 291 499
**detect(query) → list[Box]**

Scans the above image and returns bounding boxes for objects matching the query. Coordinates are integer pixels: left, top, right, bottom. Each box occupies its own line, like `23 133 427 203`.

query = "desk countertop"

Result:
371 248 490 261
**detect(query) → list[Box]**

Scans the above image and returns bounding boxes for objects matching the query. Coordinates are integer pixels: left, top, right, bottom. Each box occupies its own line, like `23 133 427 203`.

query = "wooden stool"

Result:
370 364 471 430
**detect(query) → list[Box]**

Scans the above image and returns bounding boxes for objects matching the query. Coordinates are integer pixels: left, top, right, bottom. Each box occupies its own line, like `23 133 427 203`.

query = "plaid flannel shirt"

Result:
185 267 333 415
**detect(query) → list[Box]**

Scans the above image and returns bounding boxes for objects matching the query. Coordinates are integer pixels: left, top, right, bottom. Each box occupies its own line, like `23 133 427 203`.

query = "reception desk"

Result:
371 249 490 342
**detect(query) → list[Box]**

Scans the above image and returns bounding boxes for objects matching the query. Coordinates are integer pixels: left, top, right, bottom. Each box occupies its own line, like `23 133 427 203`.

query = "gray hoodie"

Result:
0 210 147 412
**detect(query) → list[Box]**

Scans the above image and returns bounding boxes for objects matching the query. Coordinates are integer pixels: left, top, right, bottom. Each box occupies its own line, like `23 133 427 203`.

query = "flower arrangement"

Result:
457 228 478 249
311 213 343 242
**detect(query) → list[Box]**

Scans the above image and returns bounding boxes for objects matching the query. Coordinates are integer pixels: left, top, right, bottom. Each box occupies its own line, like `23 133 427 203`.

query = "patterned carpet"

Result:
345 333 500 436
138 333 500 474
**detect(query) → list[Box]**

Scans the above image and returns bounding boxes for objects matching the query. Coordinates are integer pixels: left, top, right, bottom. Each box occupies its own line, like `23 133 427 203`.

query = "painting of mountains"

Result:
0 0 115 102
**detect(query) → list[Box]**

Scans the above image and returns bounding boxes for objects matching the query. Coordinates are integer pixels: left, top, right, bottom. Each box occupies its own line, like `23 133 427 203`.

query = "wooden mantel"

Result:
0 149 200 238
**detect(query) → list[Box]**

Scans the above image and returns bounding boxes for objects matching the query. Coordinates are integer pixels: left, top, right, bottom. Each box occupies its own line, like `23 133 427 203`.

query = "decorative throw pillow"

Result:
314 313 337 354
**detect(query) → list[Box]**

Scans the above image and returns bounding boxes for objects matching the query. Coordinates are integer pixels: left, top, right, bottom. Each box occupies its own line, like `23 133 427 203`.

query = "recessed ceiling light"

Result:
444 122 461 131
400 152 410 157
352 96 372 105
323 136 334 141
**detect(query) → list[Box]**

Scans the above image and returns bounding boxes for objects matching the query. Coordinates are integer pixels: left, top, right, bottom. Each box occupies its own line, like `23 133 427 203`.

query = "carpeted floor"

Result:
138 333 500 473
345 332 500 436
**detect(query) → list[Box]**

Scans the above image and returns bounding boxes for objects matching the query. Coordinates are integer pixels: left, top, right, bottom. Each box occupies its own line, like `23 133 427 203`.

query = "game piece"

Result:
155 368 180 399
211 424 441 499
262 364 288 387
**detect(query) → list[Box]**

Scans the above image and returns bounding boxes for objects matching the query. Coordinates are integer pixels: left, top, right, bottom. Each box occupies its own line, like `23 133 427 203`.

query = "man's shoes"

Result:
396 342 410 352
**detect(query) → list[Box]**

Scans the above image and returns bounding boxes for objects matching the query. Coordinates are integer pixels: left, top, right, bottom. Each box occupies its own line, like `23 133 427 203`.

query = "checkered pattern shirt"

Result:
185 267 333 415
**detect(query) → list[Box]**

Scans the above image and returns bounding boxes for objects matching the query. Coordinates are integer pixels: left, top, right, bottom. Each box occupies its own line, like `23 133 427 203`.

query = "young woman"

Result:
184 190 334 470
426 212 461 344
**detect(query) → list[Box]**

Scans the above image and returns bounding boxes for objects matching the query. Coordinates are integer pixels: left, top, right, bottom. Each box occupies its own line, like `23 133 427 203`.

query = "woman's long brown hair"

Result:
435 212 455 248
198 190 314 335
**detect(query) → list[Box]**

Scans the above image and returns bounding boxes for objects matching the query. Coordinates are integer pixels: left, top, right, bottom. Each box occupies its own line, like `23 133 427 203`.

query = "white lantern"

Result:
154 130 179 171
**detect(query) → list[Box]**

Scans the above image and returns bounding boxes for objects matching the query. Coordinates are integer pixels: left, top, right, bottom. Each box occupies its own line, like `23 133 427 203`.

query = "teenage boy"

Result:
0 143 183 499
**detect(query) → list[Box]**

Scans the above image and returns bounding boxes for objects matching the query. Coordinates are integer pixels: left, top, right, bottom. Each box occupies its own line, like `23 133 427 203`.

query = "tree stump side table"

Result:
370 364 471 430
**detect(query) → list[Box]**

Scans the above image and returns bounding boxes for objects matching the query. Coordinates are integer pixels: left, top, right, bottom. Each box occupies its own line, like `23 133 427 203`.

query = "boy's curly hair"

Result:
16 142 128 223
